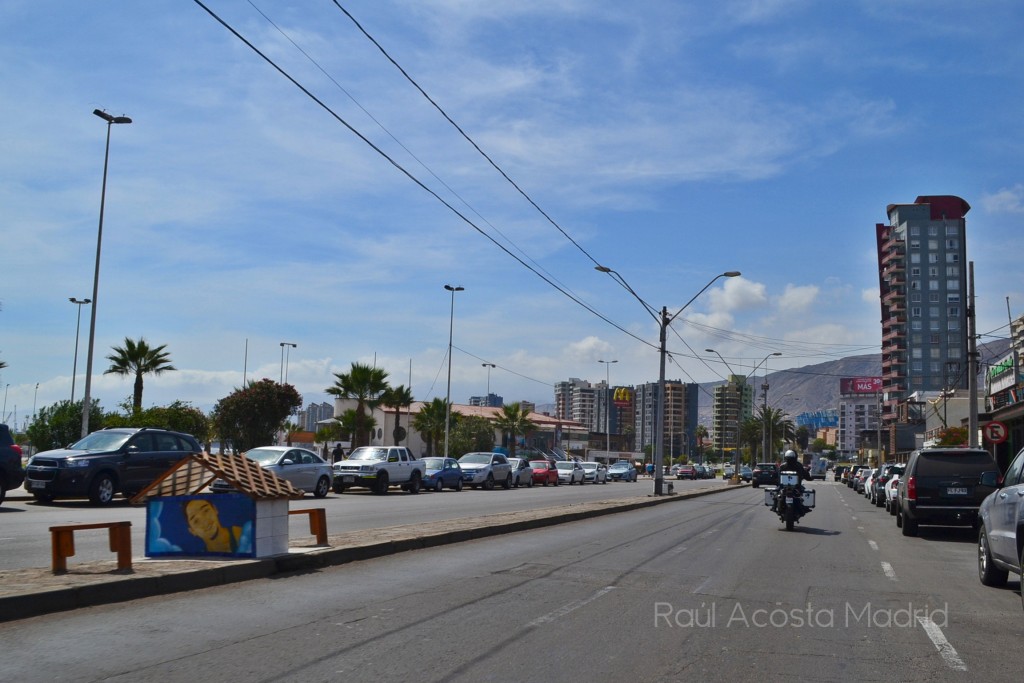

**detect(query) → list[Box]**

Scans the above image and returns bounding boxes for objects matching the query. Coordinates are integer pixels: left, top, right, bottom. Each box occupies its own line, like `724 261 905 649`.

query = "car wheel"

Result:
484 473 495 491
471 484 478 490
407 471 421 494
527 477 534 488
33 492 54 504
455 478 463 492
502 474 513 490
978 527 1009 586
373 471 390 495
332 481 346 494
435 479 444 492
752 482 759 488
314 476 330 498
542 479 548 487
901 513 918 537
88 473 116 506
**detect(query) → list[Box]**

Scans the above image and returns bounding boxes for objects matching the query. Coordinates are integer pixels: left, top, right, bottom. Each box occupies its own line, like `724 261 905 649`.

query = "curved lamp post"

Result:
81 109 131 438
596 266 740 494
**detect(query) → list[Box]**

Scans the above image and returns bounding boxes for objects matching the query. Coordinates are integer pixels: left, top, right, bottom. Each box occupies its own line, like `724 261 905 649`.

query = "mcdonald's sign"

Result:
613 386 632 408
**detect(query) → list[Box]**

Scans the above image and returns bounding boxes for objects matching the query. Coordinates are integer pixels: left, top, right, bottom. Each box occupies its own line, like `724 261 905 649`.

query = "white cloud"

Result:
709 277 769 312
981 185 1024 214
775 284 819 312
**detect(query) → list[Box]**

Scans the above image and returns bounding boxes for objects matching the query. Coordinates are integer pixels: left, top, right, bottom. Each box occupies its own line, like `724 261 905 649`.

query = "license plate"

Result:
29 480 46 489
947 487 968 496
342 475 355 483
785 497 793 504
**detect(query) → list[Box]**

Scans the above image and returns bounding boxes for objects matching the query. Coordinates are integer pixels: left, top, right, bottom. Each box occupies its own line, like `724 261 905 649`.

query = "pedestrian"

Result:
646 462 654 478
331 443 345 463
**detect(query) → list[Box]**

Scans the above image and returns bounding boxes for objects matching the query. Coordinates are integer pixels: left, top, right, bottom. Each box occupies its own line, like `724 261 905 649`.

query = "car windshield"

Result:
609 462 629 470
555 462 574 470
348 448 389 462
422 457 444 469
581 463 597 470
70 431 132 451
529 460 549 469
460 454 492 465
918 451 995 475
245 448 286 465
508 458 522 467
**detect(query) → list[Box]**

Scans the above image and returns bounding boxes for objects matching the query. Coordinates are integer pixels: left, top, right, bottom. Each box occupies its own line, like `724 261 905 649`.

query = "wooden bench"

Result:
49 521 132 574
289 508 328 545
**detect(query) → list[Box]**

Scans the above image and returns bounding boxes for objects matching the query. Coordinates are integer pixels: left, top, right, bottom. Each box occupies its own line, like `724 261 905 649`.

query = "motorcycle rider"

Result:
772 450 806 512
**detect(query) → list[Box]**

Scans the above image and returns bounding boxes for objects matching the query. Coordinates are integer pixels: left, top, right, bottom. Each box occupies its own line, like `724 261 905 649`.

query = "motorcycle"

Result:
764 471 815 530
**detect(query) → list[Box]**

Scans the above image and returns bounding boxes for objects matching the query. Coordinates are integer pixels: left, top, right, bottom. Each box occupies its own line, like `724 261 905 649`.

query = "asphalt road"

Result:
2 480 1020 682
0 475 697 571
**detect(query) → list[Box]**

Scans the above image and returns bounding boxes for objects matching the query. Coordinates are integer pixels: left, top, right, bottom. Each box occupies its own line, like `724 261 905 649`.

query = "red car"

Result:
676 464 697 480
529 460 560 486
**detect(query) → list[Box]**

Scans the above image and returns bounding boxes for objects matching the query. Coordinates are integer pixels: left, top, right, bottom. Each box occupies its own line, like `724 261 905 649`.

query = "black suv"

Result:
1 423 26 506
896 448 997 537
751 462 779 488
25 427 201 505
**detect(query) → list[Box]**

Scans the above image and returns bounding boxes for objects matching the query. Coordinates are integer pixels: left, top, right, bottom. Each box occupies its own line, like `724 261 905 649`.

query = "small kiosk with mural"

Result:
131 452 307 559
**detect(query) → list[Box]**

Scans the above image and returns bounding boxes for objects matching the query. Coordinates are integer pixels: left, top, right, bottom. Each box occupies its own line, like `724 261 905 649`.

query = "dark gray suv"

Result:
1 423 26 506
25 427 201 505
896 448 997 537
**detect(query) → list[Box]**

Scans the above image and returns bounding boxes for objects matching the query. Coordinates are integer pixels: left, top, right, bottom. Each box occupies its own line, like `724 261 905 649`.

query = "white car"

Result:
580 461 608 484
458 452 513 490
213 447 332 498
885 473 901 515
507 457 534 488
555 461 585 485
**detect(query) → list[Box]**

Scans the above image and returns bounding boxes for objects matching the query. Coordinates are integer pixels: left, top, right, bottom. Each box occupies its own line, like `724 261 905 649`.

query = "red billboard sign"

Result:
840 377 883 394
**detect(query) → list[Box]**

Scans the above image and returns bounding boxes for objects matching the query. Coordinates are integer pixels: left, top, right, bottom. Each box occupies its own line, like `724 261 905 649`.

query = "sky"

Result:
2 0 1023 428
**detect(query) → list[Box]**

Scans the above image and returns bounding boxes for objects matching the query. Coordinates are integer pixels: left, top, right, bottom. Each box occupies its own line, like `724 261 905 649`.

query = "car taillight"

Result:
906 476 916 501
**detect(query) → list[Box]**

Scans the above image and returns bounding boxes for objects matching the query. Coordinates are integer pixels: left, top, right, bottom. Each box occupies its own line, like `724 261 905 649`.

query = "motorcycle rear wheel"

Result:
785 505 796 531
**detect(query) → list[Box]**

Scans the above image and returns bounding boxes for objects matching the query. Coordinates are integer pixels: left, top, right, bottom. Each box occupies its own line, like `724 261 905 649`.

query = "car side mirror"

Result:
980 471 1001 488
282 459 294 465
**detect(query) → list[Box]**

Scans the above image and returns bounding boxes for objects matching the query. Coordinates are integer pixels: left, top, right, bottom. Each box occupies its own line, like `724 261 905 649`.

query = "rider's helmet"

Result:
784 449 798 462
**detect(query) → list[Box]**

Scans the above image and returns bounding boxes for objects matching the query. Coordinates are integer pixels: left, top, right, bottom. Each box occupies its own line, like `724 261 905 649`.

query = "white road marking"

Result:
918 616 968 671
868 540 879 552
527 586 616 627
880 561 897 580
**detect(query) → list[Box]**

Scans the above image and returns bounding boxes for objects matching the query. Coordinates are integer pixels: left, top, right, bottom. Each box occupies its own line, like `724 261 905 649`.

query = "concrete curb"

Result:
0 483 746 622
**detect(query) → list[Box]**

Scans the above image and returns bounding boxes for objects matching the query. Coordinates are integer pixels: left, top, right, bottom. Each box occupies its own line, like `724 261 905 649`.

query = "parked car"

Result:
722 466 735 480
212 447 332 497
676 464 697 480
884 472 902 515
833 465 848 482
459 452 513 490
978 447 1024 589
555 460 585 485
739 466 752 482
845 465 863 487
871 464 903 507
860 468 879 496
1 423 26 507
896 448 998 537
332 446 426 495
607 461 637 482
508 458 535 488
581 461 608 484
421 456 464 492
25 427 202 505
751 462 779 488
529 459 559 486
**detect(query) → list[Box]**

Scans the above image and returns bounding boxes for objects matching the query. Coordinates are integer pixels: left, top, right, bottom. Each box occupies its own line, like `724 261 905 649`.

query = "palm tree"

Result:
755 405 795 458
103 337 176 413
381 384 414 445
493 402 536 460
694 424 709 463
326 362 389 448
412 398 448 457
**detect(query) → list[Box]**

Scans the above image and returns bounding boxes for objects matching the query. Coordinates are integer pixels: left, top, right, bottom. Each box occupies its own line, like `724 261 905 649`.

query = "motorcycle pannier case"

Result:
801 489 815 507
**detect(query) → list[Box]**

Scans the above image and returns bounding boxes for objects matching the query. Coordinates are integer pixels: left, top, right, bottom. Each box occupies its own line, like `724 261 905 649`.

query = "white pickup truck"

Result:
331 446 425 495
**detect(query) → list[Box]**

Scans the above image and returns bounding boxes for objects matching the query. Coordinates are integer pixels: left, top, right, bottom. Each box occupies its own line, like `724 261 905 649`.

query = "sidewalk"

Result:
0 482 744 623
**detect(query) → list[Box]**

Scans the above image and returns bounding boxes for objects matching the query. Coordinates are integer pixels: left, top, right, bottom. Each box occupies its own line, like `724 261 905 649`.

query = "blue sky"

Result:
2 1 1023 426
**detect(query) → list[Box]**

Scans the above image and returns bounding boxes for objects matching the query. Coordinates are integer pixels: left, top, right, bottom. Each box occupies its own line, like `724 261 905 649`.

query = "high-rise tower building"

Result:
876 196 970 424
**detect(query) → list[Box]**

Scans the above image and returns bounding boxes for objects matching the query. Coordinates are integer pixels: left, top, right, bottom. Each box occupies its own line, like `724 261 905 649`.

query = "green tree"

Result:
212 379 302 452
754 405 795 458
449 415 496 456
740 417 763 465
103 400 210 443
935 426 968 447
795 425 810 451
326 363 390 448
381 384 414 445
412 398 448 457
493 402 536 460
26 400 103 452
103 337 177 413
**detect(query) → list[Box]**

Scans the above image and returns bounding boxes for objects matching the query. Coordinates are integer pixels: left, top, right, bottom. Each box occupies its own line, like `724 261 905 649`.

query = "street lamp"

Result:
598 359 618 457
596 265 740 494
752 352 782 462
444 284 464 457
481 363 495 407
279 342 297 384
69 297 91 404
81 109 131 438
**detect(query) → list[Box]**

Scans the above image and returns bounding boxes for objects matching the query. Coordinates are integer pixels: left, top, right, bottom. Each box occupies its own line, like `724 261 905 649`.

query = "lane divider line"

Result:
527 586 616 627
881 561 897 581
918 616 968 671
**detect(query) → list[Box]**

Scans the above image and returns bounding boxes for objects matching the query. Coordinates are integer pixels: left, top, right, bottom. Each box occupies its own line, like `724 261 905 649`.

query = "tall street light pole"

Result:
279 342 297 384
81 109 131 438
69 297 91 404
596 265 740 495
598 359 618 457
444 284 464 457
751 352 782 462
481 363 495 406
